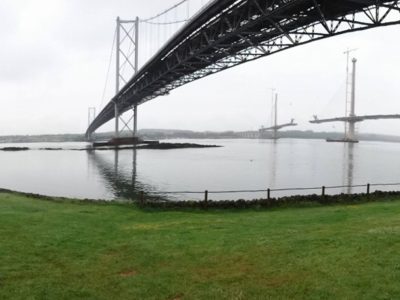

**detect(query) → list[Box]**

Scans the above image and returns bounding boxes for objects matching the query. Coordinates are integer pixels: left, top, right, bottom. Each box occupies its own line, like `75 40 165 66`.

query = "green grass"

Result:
1 193 400 299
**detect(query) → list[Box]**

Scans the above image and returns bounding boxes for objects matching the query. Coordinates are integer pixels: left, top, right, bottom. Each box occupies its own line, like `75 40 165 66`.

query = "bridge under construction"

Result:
259 93 297 139
310 57 400 143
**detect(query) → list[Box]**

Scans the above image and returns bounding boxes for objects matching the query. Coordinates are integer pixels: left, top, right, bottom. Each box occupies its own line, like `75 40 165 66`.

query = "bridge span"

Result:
86 0 400 138
310 115 400 124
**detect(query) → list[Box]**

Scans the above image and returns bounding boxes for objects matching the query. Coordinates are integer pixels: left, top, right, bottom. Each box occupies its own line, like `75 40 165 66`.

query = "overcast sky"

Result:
1 0 400 136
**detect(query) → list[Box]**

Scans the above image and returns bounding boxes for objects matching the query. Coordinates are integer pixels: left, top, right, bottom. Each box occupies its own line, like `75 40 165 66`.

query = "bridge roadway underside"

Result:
87 0 400 137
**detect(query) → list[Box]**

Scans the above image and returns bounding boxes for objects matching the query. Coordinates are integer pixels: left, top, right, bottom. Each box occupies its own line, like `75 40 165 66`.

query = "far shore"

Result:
2 128 400 144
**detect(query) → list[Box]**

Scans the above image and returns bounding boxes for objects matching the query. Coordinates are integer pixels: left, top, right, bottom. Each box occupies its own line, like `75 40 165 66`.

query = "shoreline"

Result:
2 187 400 211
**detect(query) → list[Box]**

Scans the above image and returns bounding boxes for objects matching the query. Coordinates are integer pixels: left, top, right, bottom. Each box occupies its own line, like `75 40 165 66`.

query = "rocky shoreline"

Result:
0 143 222 152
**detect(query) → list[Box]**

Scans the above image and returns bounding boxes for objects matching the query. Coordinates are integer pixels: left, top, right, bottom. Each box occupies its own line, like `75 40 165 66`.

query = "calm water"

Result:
1 139 400 201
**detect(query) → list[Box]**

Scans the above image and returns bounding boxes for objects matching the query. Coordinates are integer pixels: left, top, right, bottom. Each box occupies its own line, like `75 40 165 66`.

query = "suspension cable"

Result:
143 19 188 25
99 27 117 111
141 0 188 22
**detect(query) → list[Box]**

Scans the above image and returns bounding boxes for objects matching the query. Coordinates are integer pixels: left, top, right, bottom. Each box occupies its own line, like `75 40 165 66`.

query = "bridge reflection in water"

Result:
343 143 355 195
87 142 361 202
88 149 163 202
264 140 360 198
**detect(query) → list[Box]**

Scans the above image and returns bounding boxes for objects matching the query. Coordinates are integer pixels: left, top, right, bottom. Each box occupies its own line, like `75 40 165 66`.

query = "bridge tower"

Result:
346 58 357 141
114 16 140 139
87 107 96 141
343 48 357 136
273 94 278 139
259 92 297 139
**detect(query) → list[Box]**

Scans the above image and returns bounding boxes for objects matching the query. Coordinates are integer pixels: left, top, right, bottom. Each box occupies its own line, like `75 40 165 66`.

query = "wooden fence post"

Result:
367 184 370 195
204 190 208 209
322 186 326 197
267 188 271 200
140 191 144 205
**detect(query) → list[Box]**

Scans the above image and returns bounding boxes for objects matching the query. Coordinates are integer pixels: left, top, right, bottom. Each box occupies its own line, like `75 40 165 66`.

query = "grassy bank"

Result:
1 193 400 299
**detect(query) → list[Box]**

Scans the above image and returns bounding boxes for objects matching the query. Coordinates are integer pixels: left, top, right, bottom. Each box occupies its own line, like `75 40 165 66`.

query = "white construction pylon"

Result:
346 58 357 141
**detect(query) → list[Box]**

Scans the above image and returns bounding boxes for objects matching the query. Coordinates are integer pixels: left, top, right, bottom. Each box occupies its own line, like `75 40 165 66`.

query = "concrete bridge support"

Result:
133 105 138 136
346 58 357 141
114 102 119 138
273 94 278 139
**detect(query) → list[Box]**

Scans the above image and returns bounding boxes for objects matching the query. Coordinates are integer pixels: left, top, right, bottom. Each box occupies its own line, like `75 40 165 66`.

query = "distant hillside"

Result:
0 134 86 143
141 129 400 143
1 129 400 144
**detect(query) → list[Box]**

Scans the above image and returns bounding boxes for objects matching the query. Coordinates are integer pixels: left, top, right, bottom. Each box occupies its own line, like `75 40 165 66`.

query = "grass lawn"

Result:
1 193 400 299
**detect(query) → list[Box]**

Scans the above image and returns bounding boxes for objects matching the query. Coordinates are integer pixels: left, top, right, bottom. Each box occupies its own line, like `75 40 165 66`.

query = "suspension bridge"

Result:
86 0 400 141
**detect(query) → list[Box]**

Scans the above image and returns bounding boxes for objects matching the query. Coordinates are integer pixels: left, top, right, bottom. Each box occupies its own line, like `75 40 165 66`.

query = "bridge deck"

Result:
310 115 400 124
260 123 298 131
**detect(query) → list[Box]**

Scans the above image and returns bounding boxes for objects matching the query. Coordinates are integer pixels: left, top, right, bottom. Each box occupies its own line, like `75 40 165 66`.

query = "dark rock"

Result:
0 147 30 151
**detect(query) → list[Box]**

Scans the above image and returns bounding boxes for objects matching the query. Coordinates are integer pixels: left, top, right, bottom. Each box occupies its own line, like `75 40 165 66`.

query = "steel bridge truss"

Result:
114 17 139 138
87 0 400 136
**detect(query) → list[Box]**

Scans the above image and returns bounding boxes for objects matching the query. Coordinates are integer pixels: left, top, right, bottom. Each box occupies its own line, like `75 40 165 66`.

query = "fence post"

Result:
322 186 326 197
267 188 271 200
367 184 370 195
140 191 144 205
204 190 208 209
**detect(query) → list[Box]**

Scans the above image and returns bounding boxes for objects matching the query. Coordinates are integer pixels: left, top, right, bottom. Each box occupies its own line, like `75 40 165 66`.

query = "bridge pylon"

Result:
259 92 297 139
346 58 357 141
114 16 140 139
87 107 96 141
